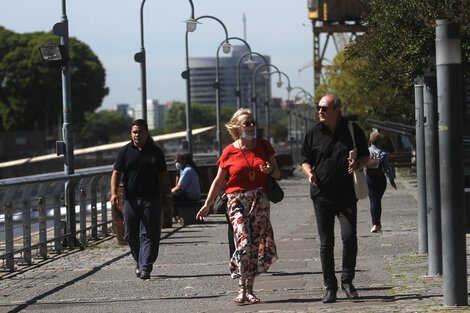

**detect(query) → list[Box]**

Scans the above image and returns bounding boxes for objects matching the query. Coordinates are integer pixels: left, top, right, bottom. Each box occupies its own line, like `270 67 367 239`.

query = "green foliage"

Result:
315 51 371 127
0 26 108 132
164 102 186 132
265 107 288 142
77 110 132 147
344 0 470 125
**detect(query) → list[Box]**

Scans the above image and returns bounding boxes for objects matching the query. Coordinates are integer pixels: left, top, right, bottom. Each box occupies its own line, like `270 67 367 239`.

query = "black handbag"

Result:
266 175 284 203
260 140 284 203
211 194 228 214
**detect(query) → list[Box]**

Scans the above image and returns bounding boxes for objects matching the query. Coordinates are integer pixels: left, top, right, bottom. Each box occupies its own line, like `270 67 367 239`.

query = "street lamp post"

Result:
251 63 281 123
182 15 230 157
46 0 76 247
290 86 313 102
264 71 291 141
134 0 147 122
236 52 268 108
251 63 282 139
215 36 252 156
290 85 315 129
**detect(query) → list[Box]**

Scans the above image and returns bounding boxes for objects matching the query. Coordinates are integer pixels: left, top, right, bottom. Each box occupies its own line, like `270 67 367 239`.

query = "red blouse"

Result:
217 139 275 194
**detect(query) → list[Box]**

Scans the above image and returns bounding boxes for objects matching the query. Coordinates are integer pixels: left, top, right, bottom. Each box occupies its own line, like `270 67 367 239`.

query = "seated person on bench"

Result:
171 153 201 222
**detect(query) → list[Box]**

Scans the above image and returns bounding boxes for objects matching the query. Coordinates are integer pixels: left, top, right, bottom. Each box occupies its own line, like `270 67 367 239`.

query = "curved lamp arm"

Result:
185 15 231 71
236 51 269 108
251 63 282 122
183 14 231 156
188 0 195 19
216 36 253 89
252 63 282 99
290 86 313 101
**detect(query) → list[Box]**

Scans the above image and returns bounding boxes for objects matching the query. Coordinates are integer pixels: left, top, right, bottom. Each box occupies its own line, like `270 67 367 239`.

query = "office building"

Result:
134 99 167 130
189 45 271 124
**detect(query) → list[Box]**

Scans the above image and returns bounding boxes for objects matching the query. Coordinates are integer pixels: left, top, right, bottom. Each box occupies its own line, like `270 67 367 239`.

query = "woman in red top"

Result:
197 108 280 304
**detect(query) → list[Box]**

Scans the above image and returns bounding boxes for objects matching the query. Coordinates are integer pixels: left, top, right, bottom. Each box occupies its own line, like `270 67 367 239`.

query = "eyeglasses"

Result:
241 120 256 127
316 105 330 112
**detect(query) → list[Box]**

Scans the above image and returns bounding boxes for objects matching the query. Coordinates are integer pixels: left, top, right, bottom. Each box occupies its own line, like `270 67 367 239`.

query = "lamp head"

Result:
277 80 283 88
38 45 68 66
262 70 270 80
287 86 292 93
244 58 256 70
184 18 199 32
222 42 232 54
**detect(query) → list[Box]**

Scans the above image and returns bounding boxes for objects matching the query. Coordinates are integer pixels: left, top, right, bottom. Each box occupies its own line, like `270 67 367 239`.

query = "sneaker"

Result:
370 225 382 233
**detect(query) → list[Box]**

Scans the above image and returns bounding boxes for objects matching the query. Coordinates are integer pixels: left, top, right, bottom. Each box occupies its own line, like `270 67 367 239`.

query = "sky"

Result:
0 0 320 111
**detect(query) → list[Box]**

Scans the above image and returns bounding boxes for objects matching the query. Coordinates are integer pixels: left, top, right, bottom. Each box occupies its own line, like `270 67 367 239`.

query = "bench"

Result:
388 151 413 168
173 194 207 225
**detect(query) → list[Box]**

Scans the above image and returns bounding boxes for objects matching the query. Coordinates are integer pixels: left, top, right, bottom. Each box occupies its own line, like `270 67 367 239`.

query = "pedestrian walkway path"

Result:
0 167 468 313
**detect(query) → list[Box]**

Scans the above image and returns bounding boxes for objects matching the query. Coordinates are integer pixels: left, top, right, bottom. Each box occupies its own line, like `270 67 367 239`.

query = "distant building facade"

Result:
115 103 129 114
189 45 271 122
134 99 167 130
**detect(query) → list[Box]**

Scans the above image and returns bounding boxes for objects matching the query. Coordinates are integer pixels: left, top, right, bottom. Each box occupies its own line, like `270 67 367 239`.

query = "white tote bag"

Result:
348 122 369 200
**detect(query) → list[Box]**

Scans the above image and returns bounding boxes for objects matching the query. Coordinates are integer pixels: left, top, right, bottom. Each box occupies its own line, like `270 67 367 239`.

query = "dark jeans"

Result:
122 196 162 273
172 189 198 217
313 199 358 290
366 174 387 226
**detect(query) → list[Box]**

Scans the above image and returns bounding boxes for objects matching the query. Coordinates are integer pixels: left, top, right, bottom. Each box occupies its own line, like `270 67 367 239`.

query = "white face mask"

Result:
241 132 255 140
175 162 182 171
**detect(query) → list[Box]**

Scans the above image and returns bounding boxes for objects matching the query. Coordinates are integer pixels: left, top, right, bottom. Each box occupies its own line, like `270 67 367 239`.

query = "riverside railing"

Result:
0 169 113 272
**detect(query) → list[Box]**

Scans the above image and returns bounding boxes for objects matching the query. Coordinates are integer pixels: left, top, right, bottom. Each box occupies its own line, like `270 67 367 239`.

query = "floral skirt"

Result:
227 188 277 281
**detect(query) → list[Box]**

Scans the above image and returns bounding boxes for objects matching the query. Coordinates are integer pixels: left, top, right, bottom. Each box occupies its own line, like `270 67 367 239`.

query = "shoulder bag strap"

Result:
347 121 357 149
260 139 269 160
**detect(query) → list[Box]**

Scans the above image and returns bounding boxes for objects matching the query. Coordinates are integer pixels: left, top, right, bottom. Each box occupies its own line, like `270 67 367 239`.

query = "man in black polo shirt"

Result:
301 94 369 303
110 119 173 280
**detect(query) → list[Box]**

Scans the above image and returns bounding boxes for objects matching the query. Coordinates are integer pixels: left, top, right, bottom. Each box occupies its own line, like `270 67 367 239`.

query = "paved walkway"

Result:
0 167 468 312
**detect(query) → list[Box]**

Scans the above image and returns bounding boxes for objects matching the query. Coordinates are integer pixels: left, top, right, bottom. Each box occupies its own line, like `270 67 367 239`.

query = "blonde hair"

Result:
369 131 381 145
226 108 253 140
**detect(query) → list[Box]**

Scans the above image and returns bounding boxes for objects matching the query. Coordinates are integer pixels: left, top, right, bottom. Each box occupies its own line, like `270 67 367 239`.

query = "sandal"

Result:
234 280 246 304
246 280 260 303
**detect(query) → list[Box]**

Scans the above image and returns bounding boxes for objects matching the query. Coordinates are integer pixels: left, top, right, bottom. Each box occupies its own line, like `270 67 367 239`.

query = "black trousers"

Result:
226 212 235 258
313 198 358 290
122 196 162 273
366 174 387 226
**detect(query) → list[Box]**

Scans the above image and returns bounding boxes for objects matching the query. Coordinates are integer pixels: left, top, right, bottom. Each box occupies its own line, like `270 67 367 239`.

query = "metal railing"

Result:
0 169 113 271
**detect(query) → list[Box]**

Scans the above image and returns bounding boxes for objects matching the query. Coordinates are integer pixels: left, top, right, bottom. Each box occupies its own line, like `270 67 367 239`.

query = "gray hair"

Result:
324 93 342 109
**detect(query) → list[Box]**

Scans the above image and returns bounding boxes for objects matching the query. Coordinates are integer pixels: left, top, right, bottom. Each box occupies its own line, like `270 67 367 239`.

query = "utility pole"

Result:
423 73 442 276
414 83 427 255
435 20 467 307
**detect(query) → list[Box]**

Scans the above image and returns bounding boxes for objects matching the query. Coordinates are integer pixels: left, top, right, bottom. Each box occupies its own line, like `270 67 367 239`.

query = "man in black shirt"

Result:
301 94 369 303
110 119 173 280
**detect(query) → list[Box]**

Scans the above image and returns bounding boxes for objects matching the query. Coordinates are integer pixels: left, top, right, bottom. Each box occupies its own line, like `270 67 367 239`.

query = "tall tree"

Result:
315 51 371 126
78 110 132 147
345 0 470 124
0 26 108 132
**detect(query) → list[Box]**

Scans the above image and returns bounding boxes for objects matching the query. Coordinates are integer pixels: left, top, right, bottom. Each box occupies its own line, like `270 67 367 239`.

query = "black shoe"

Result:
140 270 150 280
322 289 337 303
341 283 359 299
135 265 141 277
